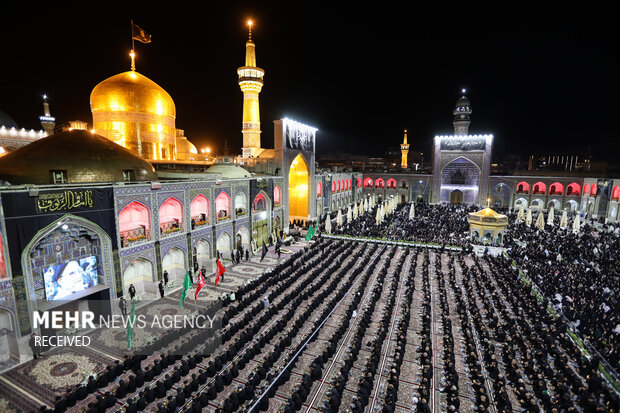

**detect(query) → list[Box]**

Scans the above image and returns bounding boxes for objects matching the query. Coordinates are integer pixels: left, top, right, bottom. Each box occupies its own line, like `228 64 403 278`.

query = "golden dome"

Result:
176 136 197 155
90 71 176 117
90 71 177 161
0 130 158 185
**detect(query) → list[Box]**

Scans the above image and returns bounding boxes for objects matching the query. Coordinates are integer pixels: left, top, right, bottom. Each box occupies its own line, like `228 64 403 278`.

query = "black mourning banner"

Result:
440 138 486 151
285 122 315 152
35 189 95 214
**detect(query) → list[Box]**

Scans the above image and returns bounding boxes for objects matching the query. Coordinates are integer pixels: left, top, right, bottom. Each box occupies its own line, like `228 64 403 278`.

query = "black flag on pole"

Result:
132 22 152 44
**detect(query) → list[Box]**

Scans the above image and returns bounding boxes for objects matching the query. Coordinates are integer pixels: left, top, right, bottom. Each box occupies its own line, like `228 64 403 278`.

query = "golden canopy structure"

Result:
90 70 176 161
468 207 508 245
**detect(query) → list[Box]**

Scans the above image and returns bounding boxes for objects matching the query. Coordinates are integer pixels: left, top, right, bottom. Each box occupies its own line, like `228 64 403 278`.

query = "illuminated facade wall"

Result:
91 71 177 161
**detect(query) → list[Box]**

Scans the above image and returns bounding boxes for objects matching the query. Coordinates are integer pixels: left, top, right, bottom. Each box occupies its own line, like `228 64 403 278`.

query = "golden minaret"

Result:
400 130 410 168
237 20 265 158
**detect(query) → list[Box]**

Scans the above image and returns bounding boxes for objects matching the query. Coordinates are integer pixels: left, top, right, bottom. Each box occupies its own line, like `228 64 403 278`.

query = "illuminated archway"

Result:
583 183 590 196
612 185 620 201
364 178 373 188
317 182 323 197
532 182 546 195
190 194 209 228
119 201 152 246
516 181 530 194
566 183 581 196
549 182 563 196
386 178 396 189
375 178 385 188
159 197 183 236
590 184 598 197
289 154 309 219
215 192 231 221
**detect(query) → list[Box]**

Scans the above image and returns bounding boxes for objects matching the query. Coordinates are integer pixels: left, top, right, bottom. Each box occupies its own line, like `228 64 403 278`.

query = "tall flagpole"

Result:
130 20 136 71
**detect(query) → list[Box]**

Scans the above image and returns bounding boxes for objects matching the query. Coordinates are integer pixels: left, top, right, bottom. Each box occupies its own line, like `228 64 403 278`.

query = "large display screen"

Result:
43 256 98 300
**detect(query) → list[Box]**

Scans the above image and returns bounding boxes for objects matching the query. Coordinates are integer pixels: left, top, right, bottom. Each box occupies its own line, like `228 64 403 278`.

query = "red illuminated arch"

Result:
532 182 546 195
516 181 530 194
566 182 581 196
252 192 269 213
583 183 590 196
336 180 340 192
549 182 564 196
612 185 620 201
386 178 397 189
119 201 152 244
375 178 385 188
358 178 362 187
332 180 337 192
317 182 323 197
216 192 231 221
159 197 184 233
364 178 373 188
590 184 597 197
347 179 352 190
190 194 210 226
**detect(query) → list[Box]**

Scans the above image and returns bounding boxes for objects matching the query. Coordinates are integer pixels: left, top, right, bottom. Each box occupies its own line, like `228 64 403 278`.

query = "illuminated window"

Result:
159 197 184 235
387 178 397 189
612 185 620 201
364 178 373 188
50 170 67 184
317 182 323 197
583 183 590 196
122 170 136 182
253 193 269 213
274 186 281 206
375 178 385 188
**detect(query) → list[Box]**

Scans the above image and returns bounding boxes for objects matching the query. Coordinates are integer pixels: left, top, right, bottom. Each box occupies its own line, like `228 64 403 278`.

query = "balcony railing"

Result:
160 219 182 238
120 226 151 248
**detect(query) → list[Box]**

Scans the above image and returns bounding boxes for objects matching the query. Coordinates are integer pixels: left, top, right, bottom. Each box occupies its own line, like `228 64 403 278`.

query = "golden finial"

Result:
247 20 253 41
130 50 136 71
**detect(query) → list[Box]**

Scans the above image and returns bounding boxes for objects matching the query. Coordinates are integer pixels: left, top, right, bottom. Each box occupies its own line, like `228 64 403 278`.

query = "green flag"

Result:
126 298 136 350
305 225 315 242
179 269 192 308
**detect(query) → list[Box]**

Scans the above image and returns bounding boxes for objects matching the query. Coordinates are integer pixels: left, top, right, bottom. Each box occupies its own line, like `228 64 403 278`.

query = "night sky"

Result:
1 6 619 165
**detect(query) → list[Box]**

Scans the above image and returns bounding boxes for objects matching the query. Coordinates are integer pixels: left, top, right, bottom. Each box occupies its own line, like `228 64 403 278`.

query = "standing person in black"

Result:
163 270 169 286
158 281 165 298
119 297 127 317
29 333 40 359
128 284 136 300
245 249 249 261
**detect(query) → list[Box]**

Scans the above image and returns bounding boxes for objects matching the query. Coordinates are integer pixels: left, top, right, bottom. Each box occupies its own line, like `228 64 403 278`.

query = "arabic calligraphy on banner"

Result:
36 190 94 213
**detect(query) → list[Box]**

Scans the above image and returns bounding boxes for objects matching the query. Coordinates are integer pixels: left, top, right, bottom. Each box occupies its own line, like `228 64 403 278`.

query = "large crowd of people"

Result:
24 198 619 413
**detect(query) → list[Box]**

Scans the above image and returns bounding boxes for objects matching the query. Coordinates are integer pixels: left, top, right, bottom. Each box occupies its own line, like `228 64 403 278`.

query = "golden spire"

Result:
247 19 253 41
403 129 408 144
130 50 136 71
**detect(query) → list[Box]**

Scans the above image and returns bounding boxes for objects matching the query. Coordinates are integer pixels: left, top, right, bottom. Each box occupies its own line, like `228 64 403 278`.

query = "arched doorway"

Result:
194 239 212 271
252 192 271 248
289 154 309 221
123 258 154 298
162 247 186 283
216 232 232 257
159 197 184 238
0 309 18 364
450 189 463 204
236 226 250 252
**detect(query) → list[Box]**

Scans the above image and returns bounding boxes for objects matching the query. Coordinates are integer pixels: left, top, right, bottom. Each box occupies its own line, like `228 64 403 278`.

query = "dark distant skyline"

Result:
1 5 619 164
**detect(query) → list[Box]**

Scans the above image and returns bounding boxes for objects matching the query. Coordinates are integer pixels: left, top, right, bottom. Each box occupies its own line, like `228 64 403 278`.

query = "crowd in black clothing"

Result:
505 219 620 369
331 201 476 247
